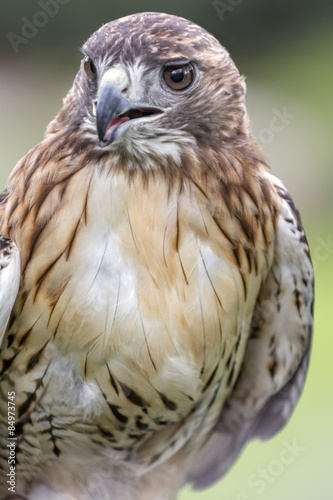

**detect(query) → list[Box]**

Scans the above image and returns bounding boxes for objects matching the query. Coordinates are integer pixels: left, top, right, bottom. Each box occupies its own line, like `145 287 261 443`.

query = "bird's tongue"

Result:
104 116 130 142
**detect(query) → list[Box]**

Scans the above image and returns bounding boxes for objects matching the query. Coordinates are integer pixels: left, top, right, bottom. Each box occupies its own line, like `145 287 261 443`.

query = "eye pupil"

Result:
163 63 194 91
170 69 185 83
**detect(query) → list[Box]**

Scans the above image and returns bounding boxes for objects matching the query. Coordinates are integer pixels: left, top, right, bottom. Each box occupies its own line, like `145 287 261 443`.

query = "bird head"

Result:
48 12 248 161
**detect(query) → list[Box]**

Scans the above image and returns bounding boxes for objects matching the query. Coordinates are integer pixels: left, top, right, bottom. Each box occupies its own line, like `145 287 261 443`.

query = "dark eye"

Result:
84 56 97 80
163 64 194 90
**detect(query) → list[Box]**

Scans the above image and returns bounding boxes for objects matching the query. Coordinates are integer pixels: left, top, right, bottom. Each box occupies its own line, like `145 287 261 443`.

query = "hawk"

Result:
0 12 313 500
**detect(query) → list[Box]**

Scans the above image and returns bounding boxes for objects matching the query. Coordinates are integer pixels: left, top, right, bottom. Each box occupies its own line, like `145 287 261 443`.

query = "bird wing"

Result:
187 174 314 489
0 236 21 346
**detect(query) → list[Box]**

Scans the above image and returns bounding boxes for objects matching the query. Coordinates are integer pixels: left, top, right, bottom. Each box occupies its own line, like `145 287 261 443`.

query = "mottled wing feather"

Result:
188 175 314 489
250 342 311 440
0 236 21 346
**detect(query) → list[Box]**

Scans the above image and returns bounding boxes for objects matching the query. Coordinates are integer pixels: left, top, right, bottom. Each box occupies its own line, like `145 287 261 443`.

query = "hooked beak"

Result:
96 82 165 147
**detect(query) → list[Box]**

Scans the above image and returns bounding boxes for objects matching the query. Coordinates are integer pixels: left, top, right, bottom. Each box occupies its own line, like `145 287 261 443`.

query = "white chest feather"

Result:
13 169 268 431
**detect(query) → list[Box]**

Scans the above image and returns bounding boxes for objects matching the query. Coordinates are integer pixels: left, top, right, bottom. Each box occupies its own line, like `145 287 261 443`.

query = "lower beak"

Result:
96 83 165 147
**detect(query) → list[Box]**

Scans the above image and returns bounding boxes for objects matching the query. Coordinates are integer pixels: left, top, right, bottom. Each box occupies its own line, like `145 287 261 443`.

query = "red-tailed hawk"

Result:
0 12 313 500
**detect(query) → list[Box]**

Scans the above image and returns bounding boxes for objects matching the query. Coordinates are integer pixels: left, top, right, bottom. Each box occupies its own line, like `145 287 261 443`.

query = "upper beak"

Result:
96 82 166 147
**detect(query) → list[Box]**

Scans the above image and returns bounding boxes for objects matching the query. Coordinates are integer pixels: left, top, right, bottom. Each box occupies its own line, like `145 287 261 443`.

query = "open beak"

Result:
96 82 165 147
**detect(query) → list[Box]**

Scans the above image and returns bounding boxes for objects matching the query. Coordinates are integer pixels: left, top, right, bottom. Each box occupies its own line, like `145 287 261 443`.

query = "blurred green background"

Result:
0 1 332 499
